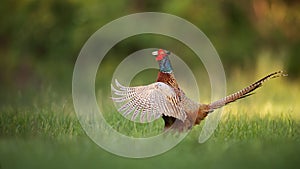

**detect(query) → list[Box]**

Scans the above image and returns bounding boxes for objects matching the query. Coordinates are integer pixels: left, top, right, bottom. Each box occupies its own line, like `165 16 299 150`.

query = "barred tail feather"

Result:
209 71 287 111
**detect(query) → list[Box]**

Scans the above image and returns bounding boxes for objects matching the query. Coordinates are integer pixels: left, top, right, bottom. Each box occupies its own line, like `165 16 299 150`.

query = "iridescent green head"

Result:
152 49 173 73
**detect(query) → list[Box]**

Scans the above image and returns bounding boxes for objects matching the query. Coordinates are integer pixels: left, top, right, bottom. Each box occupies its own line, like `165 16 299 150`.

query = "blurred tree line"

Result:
0 0 299 95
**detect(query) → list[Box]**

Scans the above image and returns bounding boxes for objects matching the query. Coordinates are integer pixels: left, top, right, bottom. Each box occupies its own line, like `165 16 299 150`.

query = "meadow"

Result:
1 60 300 169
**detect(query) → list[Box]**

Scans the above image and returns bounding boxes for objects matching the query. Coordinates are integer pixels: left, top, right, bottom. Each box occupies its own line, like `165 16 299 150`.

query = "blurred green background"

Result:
1 0 300 169
1 0 299 97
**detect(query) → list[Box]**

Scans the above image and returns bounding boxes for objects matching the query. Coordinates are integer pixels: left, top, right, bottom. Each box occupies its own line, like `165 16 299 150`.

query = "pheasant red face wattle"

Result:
155 49 167 61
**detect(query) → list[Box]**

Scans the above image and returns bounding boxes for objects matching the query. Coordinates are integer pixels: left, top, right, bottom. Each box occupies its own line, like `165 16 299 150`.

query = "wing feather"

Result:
111 79 186 123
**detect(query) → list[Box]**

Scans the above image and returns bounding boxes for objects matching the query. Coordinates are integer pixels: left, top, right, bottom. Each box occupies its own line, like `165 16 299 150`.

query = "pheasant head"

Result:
152 49 173 73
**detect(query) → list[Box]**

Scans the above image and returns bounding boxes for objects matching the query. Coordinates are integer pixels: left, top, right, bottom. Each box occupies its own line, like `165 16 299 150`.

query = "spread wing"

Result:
111 79 186 123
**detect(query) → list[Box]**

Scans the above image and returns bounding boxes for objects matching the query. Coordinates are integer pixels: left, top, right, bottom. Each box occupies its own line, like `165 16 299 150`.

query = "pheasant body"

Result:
156 71 208 131
111 49 287 132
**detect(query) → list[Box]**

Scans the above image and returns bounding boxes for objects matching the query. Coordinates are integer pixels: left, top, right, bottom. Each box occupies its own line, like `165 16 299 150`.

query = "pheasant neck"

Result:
158 56 173 73
156 71 179 89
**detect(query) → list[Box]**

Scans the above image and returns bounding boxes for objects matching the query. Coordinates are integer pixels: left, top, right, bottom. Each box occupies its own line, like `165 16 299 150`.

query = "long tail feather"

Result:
208 70 287 111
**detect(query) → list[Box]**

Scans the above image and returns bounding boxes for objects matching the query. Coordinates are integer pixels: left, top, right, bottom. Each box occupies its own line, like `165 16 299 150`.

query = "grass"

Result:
1 57 300 168
1 107 300 169
1 94 300 169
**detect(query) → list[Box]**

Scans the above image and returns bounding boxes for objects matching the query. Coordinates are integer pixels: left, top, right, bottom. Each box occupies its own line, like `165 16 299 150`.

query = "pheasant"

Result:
111 49 287 131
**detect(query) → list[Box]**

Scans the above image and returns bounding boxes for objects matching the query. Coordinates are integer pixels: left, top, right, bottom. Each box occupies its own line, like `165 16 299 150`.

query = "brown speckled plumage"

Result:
156 71 209 131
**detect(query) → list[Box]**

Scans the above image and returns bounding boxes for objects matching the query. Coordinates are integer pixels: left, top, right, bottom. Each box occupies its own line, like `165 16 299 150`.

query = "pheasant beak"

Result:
152 51 158 56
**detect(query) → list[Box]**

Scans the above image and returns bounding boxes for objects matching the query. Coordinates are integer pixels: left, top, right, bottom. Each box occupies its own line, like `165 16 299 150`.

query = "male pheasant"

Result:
111 49 286 131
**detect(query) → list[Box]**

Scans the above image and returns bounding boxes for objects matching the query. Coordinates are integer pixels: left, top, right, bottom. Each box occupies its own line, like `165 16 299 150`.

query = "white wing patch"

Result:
111 80 186 123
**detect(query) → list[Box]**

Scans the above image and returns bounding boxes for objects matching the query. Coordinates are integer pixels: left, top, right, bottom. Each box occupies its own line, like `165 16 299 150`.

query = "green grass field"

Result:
1 65 300 169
